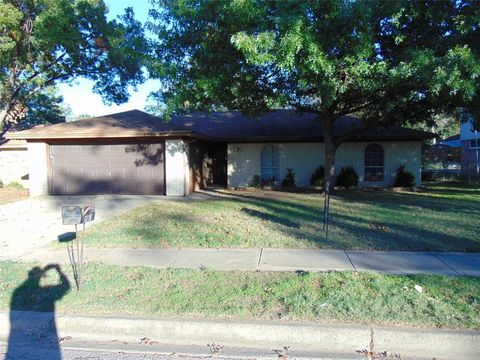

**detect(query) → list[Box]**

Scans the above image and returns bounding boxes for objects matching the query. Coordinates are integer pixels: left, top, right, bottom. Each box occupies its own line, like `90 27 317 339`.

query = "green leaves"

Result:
0 0 147 126
231 31 275 65
148 0 480 131
0 2 21 56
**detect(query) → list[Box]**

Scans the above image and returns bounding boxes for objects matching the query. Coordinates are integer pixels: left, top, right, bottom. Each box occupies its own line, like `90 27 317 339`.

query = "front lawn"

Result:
0 261 479 329
81 183 480 251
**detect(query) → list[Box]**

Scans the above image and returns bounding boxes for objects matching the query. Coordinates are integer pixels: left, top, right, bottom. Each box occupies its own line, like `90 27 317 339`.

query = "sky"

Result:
57 0 158 118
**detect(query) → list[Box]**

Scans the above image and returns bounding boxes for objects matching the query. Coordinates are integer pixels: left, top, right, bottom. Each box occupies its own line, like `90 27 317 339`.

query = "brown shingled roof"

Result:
172 110 435 141
7 108 435 142
6 110 196 140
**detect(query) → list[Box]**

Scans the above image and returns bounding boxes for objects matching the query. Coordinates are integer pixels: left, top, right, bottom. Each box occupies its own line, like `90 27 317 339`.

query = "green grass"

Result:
0 261 478 329
81 183 480 251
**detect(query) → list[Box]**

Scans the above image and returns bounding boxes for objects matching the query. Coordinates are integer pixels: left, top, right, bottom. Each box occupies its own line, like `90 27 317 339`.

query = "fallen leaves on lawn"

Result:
369 223 390 232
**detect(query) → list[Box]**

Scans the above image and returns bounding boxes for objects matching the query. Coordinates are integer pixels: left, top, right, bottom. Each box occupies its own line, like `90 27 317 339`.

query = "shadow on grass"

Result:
203 186 480 251
241 207 300 228
6 264 70 360
82 184 480 251
334 188 480 214
331 212 480 252
423 181 480 194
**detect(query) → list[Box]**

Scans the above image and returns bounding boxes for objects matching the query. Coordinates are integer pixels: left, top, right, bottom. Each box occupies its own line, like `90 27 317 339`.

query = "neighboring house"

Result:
438 134 461 148
460 120 480 178
7 109 434 196
0 136 29 188
424 134 461 171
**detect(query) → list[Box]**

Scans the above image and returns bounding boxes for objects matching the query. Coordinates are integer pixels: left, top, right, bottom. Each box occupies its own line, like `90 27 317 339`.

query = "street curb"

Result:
1 311 479 359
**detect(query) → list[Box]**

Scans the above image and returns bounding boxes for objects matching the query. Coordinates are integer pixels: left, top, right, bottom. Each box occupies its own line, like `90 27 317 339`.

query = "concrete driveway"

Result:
0 195 167 259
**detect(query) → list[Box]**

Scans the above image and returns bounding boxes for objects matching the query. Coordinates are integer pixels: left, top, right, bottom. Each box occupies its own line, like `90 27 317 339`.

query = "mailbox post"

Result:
61 204 95 290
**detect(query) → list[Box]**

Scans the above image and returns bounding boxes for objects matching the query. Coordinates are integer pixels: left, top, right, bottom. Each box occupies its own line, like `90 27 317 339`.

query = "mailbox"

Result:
62 206 83 225
61 204 95 291
61 205 95 225
83 205 95 222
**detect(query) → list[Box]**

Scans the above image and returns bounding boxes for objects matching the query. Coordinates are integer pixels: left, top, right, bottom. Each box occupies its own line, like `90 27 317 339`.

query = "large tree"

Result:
148 0 480 191
0 0 147 128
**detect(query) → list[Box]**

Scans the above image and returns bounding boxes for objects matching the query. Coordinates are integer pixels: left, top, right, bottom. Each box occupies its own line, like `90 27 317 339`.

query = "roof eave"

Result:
209 134 435 142
6 130 199 141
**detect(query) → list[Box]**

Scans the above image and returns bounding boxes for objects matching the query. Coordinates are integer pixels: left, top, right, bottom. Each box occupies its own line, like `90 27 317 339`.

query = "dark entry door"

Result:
205 143 227 186
50 142 165 195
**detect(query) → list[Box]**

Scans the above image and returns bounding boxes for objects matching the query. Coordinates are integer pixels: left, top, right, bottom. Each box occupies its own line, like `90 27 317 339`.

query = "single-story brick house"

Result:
7 109 434 196
0 136 29 187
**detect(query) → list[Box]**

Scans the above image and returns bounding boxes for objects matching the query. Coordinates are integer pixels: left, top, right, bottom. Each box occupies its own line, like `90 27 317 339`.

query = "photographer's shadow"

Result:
6 264 70 360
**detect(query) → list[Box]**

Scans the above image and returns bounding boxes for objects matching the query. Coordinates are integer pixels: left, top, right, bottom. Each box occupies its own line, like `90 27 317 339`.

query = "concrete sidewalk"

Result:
14 247 480 276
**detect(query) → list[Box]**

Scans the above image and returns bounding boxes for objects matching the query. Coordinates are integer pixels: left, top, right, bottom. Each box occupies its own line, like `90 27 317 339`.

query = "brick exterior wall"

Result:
165 139 189 196
27 142 48 196
0 149 29 187
228 141 422 188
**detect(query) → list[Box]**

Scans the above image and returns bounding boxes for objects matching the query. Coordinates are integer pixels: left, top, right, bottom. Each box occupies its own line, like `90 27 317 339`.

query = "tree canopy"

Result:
0 85 67 138
148 0 480 187
0 0 148 128
21 86 66 128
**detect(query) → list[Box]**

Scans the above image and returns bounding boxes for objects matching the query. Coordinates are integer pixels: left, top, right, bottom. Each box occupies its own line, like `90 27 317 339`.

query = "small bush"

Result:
281 168 296 187
336 166 359 188
261 176 276 187
310 166 325 187
421 171 434 182
249 175 262 188
5 181 23 189
0 180 3 188
393 165 415 187
249 175 277 188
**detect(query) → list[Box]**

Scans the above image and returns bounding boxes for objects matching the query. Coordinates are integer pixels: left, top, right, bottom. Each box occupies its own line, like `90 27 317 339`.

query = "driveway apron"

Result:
0 195 163 259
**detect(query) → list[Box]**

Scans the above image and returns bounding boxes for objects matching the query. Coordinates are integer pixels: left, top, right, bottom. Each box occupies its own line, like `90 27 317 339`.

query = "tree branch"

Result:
337 99 376 116
11 52 68 100
25 73 70 98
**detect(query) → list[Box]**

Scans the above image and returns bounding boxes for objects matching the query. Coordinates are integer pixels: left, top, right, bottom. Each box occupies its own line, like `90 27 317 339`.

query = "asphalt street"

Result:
0 347 231 360
0 347 361 360
0 342 362 360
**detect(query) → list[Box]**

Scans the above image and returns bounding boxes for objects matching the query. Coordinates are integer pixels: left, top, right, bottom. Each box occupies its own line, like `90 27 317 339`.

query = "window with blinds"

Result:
364 143 384 182
261 145 279 181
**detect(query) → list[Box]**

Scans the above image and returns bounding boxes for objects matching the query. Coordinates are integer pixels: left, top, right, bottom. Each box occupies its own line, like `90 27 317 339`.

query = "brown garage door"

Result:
50 142 165 195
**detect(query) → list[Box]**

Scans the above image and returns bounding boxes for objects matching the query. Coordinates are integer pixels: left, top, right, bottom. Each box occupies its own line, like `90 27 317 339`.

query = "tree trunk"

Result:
321 114 338 234
0 108 7 131
324 115 337 194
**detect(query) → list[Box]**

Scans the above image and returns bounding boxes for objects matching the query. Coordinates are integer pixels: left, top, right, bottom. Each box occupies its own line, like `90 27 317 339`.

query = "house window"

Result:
470 139 480 149
364 143 384 182
261 145 279 181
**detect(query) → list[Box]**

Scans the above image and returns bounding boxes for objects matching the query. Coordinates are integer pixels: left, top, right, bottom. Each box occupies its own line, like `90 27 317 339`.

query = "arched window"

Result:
261 145 279 181
364 143 384 182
